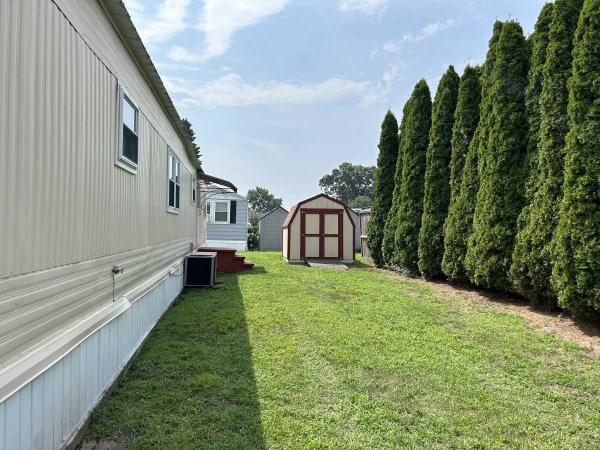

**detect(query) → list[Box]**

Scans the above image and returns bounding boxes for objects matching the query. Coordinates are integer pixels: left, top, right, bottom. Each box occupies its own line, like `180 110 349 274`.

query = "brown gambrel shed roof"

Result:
282 193 356 228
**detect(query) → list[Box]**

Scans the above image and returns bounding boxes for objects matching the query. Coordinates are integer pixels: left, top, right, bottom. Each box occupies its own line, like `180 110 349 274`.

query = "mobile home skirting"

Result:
0 264 183 450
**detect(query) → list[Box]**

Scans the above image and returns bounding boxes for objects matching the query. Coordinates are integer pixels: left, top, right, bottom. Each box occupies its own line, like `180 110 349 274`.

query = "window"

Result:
168 151 180 212
214 201 229 223
116 85 139 171
191 177 197 204
206 200 230 223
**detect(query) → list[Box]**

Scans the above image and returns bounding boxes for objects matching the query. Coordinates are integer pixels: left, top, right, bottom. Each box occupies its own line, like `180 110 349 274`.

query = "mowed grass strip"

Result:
86 252 600 449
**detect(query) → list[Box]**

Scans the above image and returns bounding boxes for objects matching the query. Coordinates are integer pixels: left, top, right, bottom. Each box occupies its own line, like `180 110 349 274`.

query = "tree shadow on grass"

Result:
83 274 265 449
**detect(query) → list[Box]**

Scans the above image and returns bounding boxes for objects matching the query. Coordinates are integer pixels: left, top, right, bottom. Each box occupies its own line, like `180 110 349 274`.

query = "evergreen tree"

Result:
182 118 201 161
447 66 481 214
523 3 555 198
552 0 600 315
382 100 411 265
464 21 530 291
511 0 583 306
442 23 503 282
418 66 460 278
367 111 399 266
393 80 432 275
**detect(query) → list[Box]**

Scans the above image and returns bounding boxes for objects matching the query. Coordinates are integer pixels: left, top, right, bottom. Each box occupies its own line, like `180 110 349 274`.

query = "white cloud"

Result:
125 0 191 44
338 0 390 15
163 73 370 108
169 0 289 63
370 18 458 60
402 18 457 42
362 64 401 105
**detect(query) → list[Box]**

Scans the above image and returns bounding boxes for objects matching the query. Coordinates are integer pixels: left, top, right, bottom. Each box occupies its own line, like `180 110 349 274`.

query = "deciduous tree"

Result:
247 187 283 215
319 162 375 205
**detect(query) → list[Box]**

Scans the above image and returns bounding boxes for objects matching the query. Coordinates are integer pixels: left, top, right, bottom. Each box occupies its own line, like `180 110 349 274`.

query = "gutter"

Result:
98 0 201 171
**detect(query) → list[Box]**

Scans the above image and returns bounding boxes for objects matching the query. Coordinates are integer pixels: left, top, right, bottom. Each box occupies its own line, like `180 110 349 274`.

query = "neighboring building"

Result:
348 209 361 252
282 194 356 264
358 209 372 259
258 206 289 251
205 192 249 251
0 1 233 448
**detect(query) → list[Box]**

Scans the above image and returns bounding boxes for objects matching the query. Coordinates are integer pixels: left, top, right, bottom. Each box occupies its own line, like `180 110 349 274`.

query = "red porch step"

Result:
197 247 254 273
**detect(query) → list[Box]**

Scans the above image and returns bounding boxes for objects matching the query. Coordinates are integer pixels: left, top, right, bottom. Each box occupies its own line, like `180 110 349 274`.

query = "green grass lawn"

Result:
85 252 600 449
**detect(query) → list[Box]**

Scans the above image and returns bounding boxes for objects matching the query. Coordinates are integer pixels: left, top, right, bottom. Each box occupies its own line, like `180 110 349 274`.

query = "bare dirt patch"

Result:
366 264 600 356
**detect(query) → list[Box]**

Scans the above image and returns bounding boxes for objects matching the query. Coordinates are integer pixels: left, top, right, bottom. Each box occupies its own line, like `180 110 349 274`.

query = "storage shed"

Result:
359 209 371 258
349 208 361 251
259 206 289 250
282 194 355 263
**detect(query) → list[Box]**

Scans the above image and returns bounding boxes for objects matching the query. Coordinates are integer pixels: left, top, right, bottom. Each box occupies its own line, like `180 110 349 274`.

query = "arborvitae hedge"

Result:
442 23 503 282
418 66 460 278
393 80 432 275
510 3 555 299
523 3 555 199
367 111 399 266
552 0 600 315
382 100 411 265
447 66 481 215
464 22 530 291
511 0 583 306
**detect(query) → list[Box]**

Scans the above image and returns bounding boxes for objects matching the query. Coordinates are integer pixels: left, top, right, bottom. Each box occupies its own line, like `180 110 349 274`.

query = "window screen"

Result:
214 201 229 222
168 152 180 210
118 89 139 167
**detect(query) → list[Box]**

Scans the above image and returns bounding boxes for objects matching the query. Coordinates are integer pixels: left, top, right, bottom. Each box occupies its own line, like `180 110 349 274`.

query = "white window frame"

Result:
115 84 139 174
191 176 197 205
167 150 181 214
207 200 230 224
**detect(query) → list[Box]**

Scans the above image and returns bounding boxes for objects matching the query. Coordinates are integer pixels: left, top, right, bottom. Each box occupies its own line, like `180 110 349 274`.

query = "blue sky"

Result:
125 0 547 207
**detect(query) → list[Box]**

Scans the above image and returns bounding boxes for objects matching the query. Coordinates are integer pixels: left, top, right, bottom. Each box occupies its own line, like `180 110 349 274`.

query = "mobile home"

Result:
205 192 249 251
0 1 233 447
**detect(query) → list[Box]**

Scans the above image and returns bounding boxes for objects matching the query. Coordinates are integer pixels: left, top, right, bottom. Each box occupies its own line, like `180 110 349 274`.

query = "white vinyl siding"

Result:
0 0 199 414
206 195 248 245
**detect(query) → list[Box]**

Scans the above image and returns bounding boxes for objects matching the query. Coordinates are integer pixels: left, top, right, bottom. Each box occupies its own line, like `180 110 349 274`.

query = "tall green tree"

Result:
465 21 530 292
447 66 481 215
418 66 460 278
522 3 555 199
511 0 583 306
319 162 375 205
246 187 283 214
182 118 201 161
393 80 432 274
367 111 399 266
442 23 503 282
382 99 411 265
552 0 600 315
